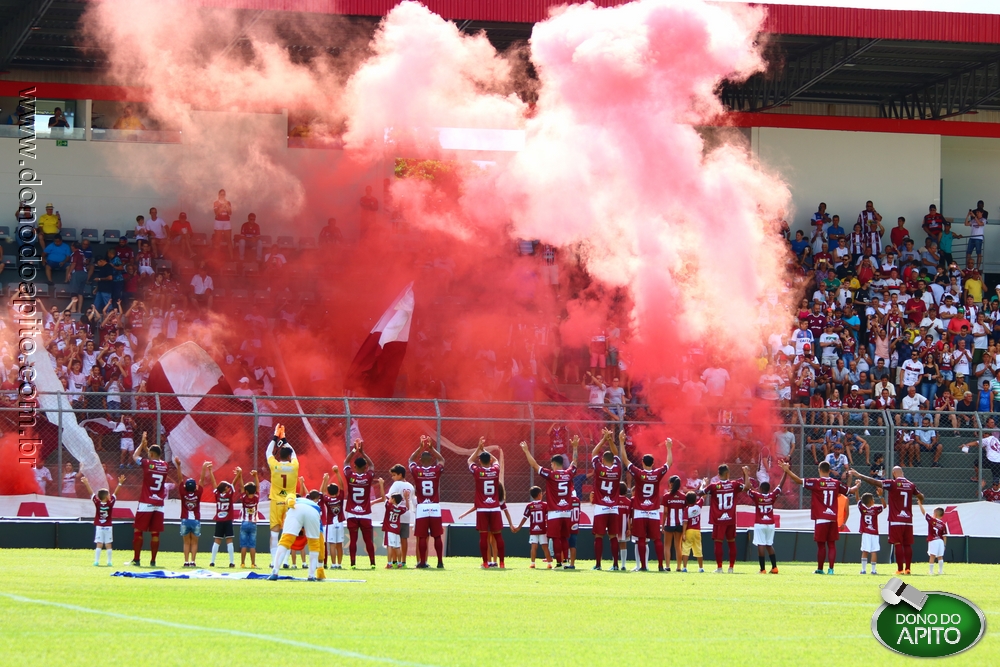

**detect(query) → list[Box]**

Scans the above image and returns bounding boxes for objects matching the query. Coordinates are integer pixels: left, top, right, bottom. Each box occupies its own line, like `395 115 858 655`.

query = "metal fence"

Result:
8 394 995 507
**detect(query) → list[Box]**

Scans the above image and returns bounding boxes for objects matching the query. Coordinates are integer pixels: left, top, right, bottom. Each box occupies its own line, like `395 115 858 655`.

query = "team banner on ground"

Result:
4 495 1000 537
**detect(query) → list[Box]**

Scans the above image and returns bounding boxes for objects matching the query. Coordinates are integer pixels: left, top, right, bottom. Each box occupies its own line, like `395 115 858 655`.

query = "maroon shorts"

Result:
546 517 571 539
415 516 443 538
888 523 914 546
813 521 839 543
476 511 502 533
592 512 621 537
134 510 164 533
631 517 660 540
711 522 736 541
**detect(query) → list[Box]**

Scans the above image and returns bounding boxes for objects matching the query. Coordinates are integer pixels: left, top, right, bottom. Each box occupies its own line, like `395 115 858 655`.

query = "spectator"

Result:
605 376 626 419
359 185 379 239
48 107 69 129
827 215 846 251
42 235 71 285
963 422 1000 486
190 264 215 310
33 460 53 494
67 242 89 308
61 462 79 497
890 216 909 250
922 205 944 245
169 212 194 258
36 203 61 249
318 217 343 245
509 365 536 403
112 105 146 131
263 244 287 275
133 214 150 248
914 416 942 467
938 221 961 267
857 200 882 228
233 377 254 398
146 207 168 259
899 385 927 426
213 189 234 259
701 364 730 400
965 207 985 270
790 230 808 257
237 213 263 262
824 443 850 480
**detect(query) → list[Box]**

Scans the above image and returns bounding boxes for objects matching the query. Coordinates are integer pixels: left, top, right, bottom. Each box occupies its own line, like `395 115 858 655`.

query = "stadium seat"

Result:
259 235 273 248
221 262 239 277
0 226 11 242
81 228 99 243
103 229 121 243
191 233 208 247
213 287 226 301
54 284 71 299
60 228 77 242
277 235 296 250
34 283 49 296
156 259 173 273
243 261 260 277
125 229 137 243
6 283 20 297
253 289 272 306
298 236 316 250
230 288 249 306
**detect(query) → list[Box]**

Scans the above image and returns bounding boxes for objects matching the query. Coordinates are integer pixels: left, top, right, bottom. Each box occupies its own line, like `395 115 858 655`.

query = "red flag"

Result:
344 283 414 398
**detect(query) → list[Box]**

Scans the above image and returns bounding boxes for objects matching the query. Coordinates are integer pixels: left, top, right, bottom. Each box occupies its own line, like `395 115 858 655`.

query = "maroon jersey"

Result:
539 465 577 512
704 478 745 524
926 514 948 541
881 477 920 524
469 462 501 510
615 495 633 521
549 426 568 457
214 487 234 522
859 503 884 535
661 490 687 527
180 486 202 520
92 494 116 527
345 468 375 516
570 496 581 533
138 457 169 506
983 487 1000 503
629 463 669 511
322 491 343 524
592 456 622 507
408 462 443 504
747 487 781 525
241 492 259 522
382 501 406 534
803 477 848 521
523 500 547 534
685 497 705 529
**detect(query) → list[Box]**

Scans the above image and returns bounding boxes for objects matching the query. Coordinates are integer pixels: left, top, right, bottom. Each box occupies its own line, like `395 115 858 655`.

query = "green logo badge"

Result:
873 578 986 658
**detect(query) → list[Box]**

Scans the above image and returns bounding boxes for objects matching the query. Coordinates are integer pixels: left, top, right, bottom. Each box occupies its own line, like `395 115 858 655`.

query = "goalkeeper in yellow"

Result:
266 424 299 567
267 488 325 581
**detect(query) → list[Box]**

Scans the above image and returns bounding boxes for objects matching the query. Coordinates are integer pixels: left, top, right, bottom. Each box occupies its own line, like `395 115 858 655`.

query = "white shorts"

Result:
213 220 232 231
529 534 547 545
94 526 113 544
325 522 344 544
120 438 134 452
927 538 945 558
415 503 442 519
138 266 154 276
281 505 321 540
752 524 775 546
386 532 401 548
861 533 881 553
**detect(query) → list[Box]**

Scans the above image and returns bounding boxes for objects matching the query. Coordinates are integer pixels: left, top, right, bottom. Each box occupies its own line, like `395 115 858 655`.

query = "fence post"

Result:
528 402 535 489
154 393 162 452
344 398 352 451
887 409 895 473
434 399 442 453
975 412 984 496
56 392 63 489
251 395 259 472
795 406 804 510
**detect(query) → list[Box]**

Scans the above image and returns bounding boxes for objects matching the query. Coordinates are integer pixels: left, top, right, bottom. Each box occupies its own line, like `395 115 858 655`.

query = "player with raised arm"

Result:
319 465 346 569
176 458 210 568
520 436 579 569
742 465 786 574
80 473 124 566
857 491 884 575
268 489 325 581
919 500 948 575
513 486 552 568
469 437 505 569
780 460 848 574
207 463 237 568
234 468 260 568
130 432 169 567
661 475 686 572
621 438 673 572
701 463 744 573
266 424 299 567
409 435 446 569
851 466 924 575
344 439 377 569
590 429 623 570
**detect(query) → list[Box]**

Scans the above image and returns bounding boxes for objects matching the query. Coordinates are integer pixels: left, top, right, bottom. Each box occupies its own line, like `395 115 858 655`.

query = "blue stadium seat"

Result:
0 226 11 242
81 228 99 243
34 283 49 296
60 228 77 242
103 229 121 243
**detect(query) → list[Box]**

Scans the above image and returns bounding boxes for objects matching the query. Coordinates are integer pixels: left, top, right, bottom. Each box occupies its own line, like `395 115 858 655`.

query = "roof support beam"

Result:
879 55 1000 119
0 0 55 70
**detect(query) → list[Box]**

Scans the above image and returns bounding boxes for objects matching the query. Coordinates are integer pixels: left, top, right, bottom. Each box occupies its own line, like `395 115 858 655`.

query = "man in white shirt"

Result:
233 377 254 399
145 206 168 258
701 365 730 399
818 324 840 366
900 350 924 390
190 265 214 309
900 385 928 426
963 417 1000 485
33 461 53 494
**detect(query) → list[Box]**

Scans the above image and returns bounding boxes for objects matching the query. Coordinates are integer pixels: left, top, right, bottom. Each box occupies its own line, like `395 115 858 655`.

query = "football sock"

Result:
433 536 444 566
95 547 102 565
817 543 827 571
769 554 777 569
644 543 650 567
619 545 627 567
271 545 289 575
308 551 319 578
904 544 913 571
211 543 220 563
759 556 766 571
270 532 280 564
479 533 490 564
495 534 505 564
728 541 736 569
107 548 113 565
418 536 428 565
895 546 904 571
227 542 234 564
637 538 647 568
654 537 665 568
362 526 376 565
594 536 603 567
714 541 724 569
150 534 160 562
132 533 143 562
929 562 935 575
938 560 944 574
827 541 837 568
610 537 620 565
861 557 868 572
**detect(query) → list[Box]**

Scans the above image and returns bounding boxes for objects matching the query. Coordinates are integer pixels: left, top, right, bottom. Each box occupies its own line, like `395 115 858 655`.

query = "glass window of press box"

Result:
91 101 181 143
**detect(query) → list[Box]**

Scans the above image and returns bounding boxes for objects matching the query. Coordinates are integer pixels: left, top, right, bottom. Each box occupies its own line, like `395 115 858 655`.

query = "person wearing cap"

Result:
824 442 850 480
37 203 61 249
234 377 254 398
844 383 867 428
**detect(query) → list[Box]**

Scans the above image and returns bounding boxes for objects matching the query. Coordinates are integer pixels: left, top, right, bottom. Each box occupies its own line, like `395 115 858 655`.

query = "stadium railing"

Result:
4 394 992 508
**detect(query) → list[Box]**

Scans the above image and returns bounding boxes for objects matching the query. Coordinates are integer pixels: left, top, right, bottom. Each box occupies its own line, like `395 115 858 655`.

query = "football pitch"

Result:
0 550 995 666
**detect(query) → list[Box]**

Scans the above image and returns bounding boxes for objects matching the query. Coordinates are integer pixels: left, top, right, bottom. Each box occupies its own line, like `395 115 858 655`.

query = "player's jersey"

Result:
383 501 406 534
139 457 169 506
629 463 669 511
267 450 299 501
858 503 884 535
592 456 622 507
180 486 202 520
661 490 687 527
214 487 234 522
524 500 547 534
615 495 632 522
345 468 375 516
983 487 1000 503
409 462 443 504
685 498 705 530
241 492 259 523
469 462 501 510
803 477 848 522
539 465 577 512
926 514 948 541
322 491 344 524
704 478 745 524
570 496 581 533
882 477 920 524
747 487 781 525
92 494 116 527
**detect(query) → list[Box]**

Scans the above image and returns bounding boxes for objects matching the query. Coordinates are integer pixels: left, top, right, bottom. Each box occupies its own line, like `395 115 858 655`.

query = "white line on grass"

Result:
0 592 439 667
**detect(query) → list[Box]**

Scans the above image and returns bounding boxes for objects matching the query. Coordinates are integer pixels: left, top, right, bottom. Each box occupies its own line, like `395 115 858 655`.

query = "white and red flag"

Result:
344 283 414 398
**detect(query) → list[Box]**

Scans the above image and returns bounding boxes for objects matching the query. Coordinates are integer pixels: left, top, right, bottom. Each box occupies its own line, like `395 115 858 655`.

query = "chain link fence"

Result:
6 394 996 506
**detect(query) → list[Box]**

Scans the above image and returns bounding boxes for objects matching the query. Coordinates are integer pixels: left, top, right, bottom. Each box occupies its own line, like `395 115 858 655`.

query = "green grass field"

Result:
0 550 995 666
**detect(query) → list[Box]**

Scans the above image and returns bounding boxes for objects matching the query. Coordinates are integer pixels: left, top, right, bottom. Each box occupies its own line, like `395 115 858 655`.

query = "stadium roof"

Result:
3 1 1000 121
